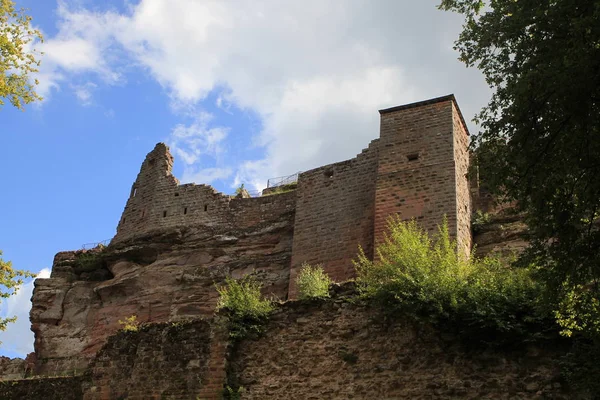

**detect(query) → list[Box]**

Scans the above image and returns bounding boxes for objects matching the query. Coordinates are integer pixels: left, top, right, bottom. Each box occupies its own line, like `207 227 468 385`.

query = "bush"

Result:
560 338 600 397
354 216 552 346
216 276 274 339
74 251 104 272
296 263 332 299
118 315 139 332
472 209 491 233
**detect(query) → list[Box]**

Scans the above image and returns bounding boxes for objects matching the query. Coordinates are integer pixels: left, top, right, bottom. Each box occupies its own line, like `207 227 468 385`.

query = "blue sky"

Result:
0 0 490 357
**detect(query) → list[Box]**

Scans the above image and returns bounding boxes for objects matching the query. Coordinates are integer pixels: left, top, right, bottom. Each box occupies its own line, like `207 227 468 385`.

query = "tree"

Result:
0 0 40 336
438 0 600 337
1 0 43 110
0 251 34 333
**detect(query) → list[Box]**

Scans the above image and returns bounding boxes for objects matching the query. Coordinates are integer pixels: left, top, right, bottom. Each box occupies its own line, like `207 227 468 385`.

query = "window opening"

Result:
204 205 208 212
163 211 167 218
184 207 188 215
407 153 420 161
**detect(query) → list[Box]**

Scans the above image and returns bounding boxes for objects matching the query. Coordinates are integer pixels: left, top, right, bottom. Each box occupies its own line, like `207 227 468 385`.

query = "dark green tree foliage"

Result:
439 0 600 337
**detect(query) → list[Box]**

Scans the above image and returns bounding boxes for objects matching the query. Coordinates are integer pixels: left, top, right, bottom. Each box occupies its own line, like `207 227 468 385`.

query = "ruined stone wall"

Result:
112 143 296 244
229 289 568 399
288 141 379 298
81 320 223 400
5 287 573 399
23 94 477 381
0 377 83 400
374 97 467 252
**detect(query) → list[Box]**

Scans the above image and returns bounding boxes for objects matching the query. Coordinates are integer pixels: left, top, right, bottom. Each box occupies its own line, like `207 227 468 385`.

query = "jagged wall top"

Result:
111 143 296 244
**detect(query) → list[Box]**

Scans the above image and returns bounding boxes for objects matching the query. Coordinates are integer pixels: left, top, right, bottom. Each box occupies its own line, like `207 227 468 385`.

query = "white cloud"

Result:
181 167 233 186
0 268 51 357
72 82 97 105
168 112 231 184
42 0 490 187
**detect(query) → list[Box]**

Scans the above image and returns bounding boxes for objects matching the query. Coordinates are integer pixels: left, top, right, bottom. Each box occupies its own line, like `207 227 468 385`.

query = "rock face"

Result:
473 209 529 258
30 208 294 374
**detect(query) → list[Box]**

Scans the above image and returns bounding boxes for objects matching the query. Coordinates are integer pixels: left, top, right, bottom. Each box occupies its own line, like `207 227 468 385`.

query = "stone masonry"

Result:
112 94 471 298
25 94 472 377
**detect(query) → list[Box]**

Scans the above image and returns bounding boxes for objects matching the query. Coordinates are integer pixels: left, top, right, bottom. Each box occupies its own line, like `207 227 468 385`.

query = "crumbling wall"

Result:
112 143 297 244
230 289 569 399
288 141 379 298
6 285 574 399
0 377 83 400
25 95 479 382
81 320 223 400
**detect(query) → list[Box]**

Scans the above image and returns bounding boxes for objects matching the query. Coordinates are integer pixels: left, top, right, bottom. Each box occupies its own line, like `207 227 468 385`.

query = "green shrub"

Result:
222 385 245 400
560 338 600 397
354 216 552 345
216 276 274 339
262 182 298 196
235 183 245 195
74 251 104 272
118 315 139 332
296 263 332 299
472 209 491 233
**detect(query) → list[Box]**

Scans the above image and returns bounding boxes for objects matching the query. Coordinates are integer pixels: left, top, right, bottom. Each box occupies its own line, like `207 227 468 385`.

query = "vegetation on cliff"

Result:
216 276 274 339
354 217 553 346
296 263 332 300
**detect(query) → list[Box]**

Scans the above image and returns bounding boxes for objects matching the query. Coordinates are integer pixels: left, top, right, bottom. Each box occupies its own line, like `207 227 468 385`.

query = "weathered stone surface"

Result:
0 356 29 381
231 287 569 400
31 212 294 375
474 209 529 258
27 96 479 377
0 376 83 400
3 287 578 399
81 320 224 400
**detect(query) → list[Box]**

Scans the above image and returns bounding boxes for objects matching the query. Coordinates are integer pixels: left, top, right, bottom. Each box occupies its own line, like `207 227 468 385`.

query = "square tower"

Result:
374 95 471 256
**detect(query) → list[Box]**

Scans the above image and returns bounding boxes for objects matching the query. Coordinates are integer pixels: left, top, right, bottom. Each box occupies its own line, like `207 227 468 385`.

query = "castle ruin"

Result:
20 94 475 390
112 94 471 298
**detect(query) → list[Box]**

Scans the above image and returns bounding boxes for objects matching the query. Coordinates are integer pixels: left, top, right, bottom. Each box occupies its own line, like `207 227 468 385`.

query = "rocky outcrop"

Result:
473 208 529 258
30 207 294 375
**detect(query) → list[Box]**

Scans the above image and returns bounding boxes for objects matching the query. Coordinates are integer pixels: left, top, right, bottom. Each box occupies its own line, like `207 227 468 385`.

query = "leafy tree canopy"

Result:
0 0 43 110
1 0 39 338
439 0 600 337
0 251 34 334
